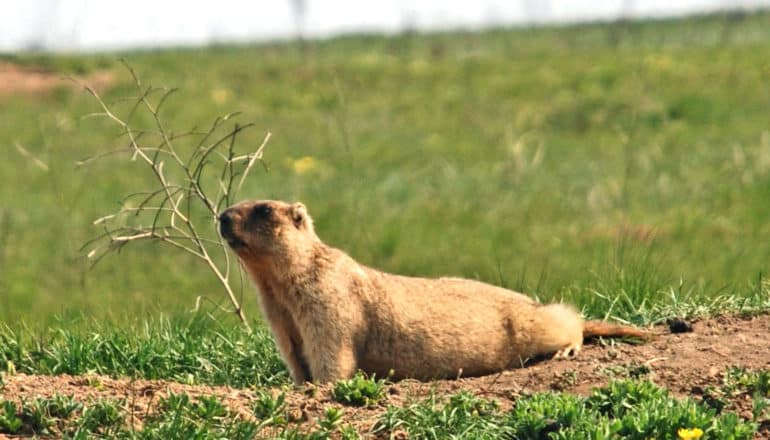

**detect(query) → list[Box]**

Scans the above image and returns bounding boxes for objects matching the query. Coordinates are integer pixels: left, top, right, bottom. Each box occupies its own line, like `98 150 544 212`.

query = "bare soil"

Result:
1 313 769 438
0 62 113 96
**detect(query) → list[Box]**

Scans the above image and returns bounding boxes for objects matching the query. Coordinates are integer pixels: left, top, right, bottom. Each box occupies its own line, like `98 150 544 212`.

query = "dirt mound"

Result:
0 62 113 96
1 313 769 437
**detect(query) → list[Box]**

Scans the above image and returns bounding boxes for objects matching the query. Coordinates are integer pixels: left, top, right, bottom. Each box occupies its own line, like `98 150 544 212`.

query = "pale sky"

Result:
2 0 769 51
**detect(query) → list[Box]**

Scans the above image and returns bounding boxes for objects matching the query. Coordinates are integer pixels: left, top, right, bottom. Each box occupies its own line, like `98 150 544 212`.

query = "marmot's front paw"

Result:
553 343 581 359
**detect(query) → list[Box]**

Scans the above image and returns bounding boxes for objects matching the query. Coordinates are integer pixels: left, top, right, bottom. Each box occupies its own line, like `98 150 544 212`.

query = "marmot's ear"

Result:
290 202 308 228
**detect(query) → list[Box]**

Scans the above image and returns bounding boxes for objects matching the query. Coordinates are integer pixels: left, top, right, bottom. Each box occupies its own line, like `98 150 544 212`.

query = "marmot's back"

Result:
354 268 571 379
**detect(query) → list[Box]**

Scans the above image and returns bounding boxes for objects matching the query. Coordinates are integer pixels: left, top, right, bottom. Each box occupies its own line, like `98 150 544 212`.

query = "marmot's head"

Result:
219 200 317 264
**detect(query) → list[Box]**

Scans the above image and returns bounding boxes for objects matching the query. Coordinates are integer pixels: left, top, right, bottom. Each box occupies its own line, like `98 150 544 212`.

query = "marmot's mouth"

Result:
224 236 246 249
219 223 246 249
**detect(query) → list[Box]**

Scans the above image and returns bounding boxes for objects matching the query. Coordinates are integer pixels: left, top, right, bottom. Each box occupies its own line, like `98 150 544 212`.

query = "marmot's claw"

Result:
553 344 581 359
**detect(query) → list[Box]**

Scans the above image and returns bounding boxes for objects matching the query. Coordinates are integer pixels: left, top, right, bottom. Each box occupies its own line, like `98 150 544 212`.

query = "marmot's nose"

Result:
218 209 235 236
219 209 246 249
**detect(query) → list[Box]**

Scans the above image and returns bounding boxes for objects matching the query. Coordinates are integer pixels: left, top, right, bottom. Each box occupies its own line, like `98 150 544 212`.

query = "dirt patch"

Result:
1 313 769 437
0 62 113 96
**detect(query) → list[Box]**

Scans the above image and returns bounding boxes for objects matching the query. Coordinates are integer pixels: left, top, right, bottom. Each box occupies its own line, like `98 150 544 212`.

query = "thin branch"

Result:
236 132 271 196
14 142 49 171
79 63 268 332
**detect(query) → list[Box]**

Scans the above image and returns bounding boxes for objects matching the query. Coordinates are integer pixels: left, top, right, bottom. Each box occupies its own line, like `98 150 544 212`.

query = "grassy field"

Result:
2 11 770 438
1 12 770 328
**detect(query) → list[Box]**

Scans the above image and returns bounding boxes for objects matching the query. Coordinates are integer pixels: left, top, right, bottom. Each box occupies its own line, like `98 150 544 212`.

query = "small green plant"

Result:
373 381 757 439
728 368 770 424
701 385 728 413
585 379 667 417
375 391 506 438
77 399 124 435
192 395 228 421
140 392 260 439
84 374 103 389
156 392 191 414
41 394 83 420
140 393 204 438
0 400 22 434
339 424 362 440
601 362 651 379
221 419 261 440
756 371 770 397
279 407 356 440
65 429 92 440
752 395 770 423
447 392 500 417
507 392 597 438
331 371 386 407
583 380 755 440
318 407 344 432
21 398 57 435
715 368 770 423
252 389 288 425
724 368 770 397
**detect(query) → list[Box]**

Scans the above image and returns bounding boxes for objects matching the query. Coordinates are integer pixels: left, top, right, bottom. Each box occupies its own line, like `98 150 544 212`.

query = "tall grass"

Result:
1 12 769 325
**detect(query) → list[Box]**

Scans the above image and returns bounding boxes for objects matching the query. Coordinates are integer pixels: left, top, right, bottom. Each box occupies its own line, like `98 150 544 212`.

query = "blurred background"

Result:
1 1 769 327
4 0 770 51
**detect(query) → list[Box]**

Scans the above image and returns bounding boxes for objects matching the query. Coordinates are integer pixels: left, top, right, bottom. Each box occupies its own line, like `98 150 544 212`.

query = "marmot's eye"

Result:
252 204 273 220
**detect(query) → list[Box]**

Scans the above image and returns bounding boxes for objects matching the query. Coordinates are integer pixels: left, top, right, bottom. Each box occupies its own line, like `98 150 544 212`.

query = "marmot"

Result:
219 200 647 384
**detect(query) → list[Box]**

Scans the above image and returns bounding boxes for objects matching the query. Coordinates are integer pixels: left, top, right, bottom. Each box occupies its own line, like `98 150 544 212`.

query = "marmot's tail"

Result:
583 320 649 340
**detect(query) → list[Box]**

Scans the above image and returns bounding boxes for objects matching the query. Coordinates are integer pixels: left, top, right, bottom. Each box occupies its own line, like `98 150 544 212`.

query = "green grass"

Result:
1 12 770 326
702 368 770 419
0 392 357 439
0 376 765 438
376 391 507 438
2 14 769 437
0 315 288 388
377 379 761 439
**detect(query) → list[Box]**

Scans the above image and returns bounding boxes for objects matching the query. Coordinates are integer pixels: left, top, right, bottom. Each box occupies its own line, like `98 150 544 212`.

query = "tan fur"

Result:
583 320 649 339
219 200 647 384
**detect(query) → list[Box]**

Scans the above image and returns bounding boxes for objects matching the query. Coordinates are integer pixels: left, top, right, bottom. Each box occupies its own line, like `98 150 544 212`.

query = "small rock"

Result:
667 318 694 334
287 408 306 423
504 389 520 400
303 384 317 397
690 385 704 394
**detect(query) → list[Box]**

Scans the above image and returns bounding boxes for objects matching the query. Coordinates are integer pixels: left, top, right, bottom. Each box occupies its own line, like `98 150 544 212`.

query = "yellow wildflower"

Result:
291 156 318 175
211 88 231 104
677 427 704 440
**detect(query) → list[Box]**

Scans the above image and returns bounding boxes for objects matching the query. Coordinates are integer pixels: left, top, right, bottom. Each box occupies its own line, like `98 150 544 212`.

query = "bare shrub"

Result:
79 63 269 330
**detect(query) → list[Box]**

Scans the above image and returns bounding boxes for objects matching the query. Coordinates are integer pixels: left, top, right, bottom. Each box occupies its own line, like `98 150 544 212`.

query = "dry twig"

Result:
79 62 270 331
